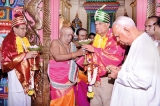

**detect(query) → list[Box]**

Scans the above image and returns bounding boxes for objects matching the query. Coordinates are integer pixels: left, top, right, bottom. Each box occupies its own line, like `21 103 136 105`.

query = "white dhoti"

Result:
8 92 31 106
8 70 31 106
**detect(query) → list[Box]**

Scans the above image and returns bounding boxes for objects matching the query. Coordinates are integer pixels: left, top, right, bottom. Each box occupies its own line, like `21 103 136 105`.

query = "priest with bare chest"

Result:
48 27 85 106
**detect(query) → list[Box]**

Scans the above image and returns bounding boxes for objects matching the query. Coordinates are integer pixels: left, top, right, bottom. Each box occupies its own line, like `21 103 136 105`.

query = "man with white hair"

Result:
108 16 160 106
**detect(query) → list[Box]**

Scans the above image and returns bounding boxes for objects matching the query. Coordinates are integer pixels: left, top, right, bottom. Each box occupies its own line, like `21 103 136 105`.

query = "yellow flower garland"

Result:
92 34 108 49
16 36 31 54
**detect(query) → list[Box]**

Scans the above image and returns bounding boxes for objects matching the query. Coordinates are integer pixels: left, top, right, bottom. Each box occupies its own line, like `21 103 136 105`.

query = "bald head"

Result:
60 26 74 44
60 27 73 35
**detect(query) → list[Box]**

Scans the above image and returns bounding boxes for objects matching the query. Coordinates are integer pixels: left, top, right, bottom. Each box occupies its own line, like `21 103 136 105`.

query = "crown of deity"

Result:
94 4 110 23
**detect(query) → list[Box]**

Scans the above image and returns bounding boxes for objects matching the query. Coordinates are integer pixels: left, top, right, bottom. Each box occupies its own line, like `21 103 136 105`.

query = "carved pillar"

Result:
146 0 156 18
130 0 137 21
33 1 60 106
41 0 51 105
32 0 51 105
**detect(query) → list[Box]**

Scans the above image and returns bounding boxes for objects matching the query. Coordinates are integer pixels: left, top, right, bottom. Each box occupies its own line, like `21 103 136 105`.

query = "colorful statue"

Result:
72 13 82 31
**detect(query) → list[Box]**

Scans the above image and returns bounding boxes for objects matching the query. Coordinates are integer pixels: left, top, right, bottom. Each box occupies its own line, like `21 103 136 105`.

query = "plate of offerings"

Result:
28 45 41 51
78 39 93 45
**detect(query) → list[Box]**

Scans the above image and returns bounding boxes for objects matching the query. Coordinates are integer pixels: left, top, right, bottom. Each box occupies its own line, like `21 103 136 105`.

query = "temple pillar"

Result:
50 0 60 40
136 0 147 30
156 0 160 16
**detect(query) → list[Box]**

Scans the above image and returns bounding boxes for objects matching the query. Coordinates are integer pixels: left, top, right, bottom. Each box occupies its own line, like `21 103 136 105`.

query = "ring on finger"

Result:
107 67 112 74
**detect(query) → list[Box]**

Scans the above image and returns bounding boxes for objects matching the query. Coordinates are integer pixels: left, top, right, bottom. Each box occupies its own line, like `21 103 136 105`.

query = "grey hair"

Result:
113 16 135 27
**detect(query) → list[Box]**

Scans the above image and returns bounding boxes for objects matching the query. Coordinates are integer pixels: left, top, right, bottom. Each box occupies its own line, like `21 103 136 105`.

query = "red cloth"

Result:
1 30 30 89
77 29 126 76
0 94 8 99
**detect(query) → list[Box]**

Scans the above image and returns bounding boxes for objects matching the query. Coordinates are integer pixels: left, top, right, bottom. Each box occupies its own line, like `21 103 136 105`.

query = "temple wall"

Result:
70 0 135 30
70 0 87 29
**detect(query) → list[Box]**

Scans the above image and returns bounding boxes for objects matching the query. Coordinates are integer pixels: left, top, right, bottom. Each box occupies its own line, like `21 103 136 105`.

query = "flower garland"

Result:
16 36 30 54
92 34 108 49
87 67 98 98
88 67 98 85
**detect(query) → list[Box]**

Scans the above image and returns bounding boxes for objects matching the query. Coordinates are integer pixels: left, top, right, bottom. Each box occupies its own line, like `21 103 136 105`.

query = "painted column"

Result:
136 0 147 30
156 0 160 16
50 0 60 40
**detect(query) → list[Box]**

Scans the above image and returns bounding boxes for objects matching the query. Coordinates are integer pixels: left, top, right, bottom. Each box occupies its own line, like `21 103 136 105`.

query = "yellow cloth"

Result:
16 36 30 54
92 34 108 49
50 88 75 106
78 70 88 83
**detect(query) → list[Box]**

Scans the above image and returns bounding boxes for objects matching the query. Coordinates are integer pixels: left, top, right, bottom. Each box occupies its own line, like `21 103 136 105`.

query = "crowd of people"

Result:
1 4 160 106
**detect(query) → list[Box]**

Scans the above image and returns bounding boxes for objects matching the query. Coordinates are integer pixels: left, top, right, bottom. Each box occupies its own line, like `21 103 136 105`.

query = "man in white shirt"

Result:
145 16 160 47
108 16 160 106
153 18 160 54
145 16 159 39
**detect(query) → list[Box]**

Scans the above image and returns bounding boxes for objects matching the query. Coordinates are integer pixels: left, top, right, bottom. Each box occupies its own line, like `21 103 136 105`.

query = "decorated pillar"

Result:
146 0 156 18
156 0 160 16
87 13 91 33
136 0 147 30
50 0 60 40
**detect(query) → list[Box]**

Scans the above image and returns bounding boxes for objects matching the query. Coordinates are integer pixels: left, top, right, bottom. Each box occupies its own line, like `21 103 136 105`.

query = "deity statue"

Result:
72 13 82 31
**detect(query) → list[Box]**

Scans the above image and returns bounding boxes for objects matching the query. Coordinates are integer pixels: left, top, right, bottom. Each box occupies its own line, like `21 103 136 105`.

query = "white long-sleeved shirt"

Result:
110 33 160 106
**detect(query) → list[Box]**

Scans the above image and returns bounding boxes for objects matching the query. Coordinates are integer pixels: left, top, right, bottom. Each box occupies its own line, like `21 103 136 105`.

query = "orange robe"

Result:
48 42 78 106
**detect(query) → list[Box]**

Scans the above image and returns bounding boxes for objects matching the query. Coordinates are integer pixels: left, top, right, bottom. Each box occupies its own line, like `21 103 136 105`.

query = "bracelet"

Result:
71 52 75 59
